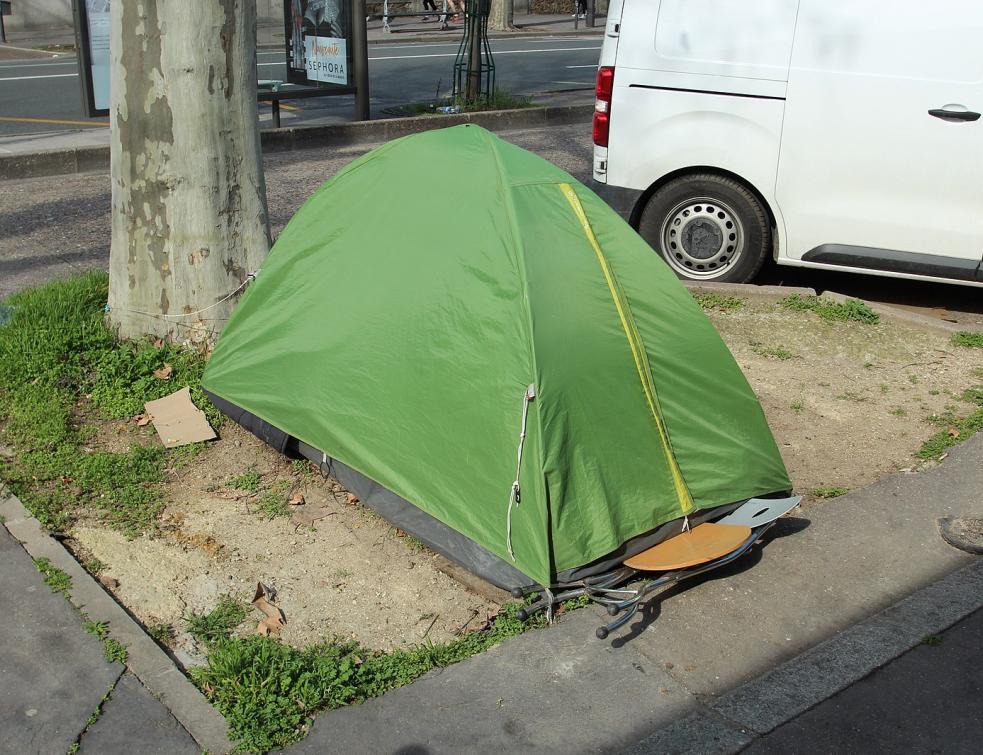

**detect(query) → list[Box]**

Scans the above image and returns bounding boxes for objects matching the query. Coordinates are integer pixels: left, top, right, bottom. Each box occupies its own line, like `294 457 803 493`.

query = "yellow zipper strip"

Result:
559 183 694 514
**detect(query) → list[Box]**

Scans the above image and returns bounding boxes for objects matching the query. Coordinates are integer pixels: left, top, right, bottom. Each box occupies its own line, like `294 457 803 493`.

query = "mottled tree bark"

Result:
488 0 515 31
108 0 271 342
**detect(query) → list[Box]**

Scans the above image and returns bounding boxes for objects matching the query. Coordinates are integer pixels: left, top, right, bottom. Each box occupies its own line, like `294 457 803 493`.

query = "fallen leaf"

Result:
345 493 359 505
98 575 120 589
252 582 287 632
256 615 284 636
153 363 173 380
153 338 164 349
287 492 306 506
947 427 961 438
134 413 152 427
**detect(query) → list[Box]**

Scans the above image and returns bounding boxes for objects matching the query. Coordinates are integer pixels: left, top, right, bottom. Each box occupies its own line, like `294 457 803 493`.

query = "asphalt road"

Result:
0 35 601 136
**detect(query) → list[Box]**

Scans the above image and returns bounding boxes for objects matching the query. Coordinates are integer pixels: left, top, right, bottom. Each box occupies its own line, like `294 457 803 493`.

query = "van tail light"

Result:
593 66 615 147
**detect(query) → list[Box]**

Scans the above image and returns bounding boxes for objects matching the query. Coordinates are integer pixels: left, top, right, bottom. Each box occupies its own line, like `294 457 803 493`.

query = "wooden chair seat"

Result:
624 522 752 571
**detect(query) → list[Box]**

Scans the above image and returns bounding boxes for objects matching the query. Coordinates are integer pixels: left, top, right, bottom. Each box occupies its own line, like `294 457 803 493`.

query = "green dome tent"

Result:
202 125 791 591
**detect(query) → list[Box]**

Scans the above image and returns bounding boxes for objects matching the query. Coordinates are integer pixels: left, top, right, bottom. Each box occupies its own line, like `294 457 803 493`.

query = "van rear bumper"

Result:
586 179 643 225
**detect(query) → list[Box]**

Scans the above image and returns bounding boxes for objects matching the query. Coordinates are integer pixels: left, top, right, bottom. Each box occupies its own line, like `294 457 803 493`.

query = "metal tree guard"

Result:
453 0 495 104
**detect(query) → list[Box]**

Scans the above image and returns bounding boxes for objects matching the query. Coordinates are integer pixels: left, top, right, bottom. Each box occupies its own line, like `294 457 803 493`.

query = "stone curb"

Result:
0 103 593 182
0 492 233 755
621 558 983 754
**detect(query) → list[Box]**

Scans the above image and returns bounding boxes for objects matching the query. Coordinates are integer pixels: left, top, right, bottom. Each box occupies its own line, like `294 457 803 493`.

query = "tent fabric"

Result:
202 125 791 587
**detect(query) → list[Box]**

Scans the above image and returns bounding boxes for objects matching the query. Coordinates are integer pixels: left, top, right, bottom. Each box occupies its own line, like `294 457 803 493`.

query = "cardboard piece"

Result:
145 387 217 448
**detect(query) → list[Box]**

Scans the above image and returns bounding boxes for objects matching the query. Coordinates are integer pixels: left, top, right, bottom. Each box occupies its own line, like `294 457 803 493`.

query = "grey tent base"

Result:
206 390 758 593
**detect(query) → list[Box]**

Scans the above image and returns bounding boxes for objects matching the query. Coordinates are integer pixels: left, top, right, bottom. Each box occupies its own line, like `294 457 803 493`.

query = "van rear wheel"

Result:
637 174 771 283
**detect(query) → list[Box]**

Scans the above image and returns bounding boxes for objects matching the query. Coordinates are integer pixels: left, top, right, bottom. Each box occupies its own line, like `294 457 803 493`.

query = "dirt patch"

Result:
707 300 983 503
68 299 981 654
71 423 496 655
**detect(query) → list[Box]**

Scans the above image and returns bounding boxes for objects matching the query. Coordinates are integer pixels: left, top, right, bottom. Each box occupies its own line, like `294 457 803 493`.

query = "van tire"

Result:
637 174 771 283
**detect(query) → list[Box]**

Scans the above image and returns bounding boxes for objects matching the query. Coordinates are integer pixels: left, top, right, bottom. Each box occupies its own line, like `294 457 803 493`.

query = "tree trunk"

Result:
108 0 271 342
488 0 515 31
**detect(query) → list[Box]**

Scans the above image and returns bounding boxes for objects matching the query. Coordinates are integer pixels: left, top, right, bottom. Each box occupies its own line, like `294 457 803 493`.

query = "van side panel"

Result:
602 0 792 246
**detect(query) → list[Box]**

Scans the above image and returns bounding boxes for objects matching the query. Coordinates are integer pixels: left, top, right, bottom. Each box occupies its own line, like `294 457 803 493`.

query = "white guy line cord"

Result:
506 383 536 561
106 269 260 319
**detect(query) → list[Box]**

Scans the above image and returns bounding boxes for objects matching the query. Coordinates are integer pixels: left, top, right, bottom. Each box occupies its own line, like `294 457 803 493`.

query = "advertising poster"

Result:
73 0 111 117
284 0 353 88
85 0 111 112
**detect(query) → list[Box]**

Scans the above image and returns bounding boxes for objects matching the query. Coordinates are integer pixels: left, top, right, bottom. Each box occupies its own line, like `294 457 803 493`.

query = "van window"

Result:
793 0 983 83
654 0 799 78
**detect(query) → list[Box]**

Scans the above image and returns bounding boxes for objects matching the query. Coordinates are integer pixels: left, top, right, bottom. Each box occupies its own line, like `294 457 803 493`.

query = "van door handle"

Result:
928 108 980 122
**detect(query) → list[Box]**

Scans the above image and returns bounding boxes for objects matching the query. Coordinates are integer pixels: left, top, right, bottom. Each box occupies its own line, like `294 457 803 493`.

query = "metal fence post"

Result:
353 0 370 120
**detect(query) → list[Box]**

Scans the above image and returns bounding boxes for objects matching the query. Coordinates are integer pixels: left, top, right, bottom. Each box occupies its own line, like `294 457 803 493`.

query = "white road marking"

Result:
0 73 78 81
565 64 598 68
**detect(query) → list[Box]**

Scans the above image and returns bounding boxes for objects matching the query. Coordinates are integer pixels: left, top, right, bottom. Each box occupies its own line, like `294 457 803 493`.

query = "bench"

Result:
377 0 454 33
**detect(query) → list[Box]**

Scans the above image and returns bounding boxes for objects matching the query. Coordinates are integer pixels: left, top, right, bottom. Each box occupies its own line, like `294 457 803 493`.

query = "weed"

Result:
779 294 880 324
951 331 983 349
291 458 319 480
908 374 919 385
790 401 804 414
753 345 795 361
694 293 744 312
880 384 890 394
191 601 557 752
186 596 248 649
34 557 72 597
929 389 940 396
890 407 907 417
83 620 129 663
147 622 177 646
83 558 106 574
917 403 983 460
255 480 291 519
921 633 944 646
812 486 849 498
835 391 868 403
227 469 261 493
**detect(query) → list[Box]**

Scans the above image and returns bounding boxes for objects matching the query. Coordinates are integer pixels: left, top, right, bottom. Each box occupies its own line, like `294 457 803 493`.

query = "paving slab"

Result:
0 526 123 755
618 431 983 698
745 607 983 755
79 672 200 755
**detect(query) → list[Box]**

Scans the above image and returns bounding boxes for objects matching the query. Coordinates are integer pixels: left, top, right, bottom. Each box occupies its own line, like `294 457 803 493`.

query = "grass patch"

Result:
255 480 292 519
0 273 216 537
34 556 72 596
386 87 534 117
83 619 129 663
917 385 983 460
921 633 944 647
187 596 249 649
227 469 261 493
812 486 849 499
753 345 795 361
779 294 879 324
694 293 744 312
951 331 983 348
191 601 571 752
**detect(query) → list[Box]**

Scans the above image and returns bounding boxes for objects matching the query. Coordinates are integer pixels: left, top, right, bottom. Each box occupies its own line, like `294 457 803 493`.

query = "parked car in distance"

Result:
591 0 983 287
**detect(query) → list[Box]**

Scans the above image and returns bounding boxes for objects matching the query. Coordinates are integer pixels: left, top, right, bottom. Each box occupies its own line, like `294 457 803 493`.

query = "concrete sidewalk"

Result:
0 526 199 754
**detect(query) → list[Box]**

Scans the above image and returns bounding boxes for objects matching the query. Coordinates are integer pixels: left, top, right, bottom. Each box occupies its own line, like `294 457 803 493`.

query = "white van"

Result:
591 0 983 286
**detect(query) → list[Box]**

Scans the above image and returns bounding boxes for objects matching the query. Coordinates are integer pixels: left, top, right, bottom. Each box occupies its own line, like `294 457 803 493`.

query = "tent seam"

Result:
479 127 551 584
558 183 695 516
